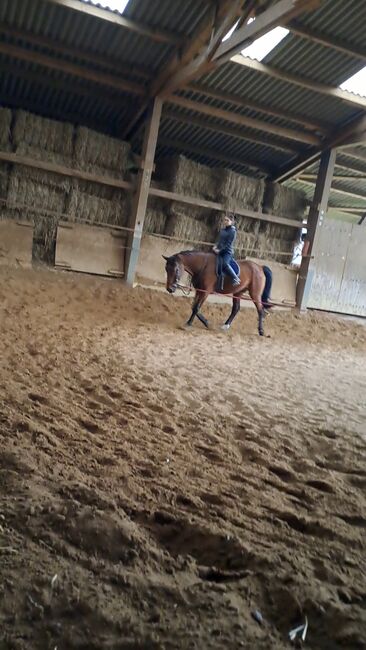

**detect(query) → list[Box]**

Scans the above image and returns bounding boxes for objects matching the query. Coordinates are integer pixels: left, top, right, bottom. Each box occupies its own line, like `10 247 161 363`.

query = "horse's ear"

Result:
162 255 169 260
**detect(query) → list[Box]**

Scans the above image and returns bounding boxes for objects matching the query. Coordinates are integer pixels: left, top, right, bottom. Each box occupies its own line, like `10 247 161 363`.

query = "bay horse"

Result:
163 251 272 336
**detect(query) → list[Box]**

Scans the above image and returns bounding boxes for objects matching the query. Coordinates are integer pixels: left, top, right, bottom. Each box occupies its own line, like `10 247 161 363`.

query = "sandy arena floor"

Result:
0 266 365 650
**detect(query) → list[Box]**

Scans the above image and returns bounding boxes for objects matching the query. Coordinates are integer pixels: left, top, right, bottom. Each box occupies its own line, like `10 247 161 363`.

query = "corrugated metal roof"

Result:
297 0 366 50
198 61 359 126
0 0 175 72
265 34 362 87
0 0 365 216
125 0 209 38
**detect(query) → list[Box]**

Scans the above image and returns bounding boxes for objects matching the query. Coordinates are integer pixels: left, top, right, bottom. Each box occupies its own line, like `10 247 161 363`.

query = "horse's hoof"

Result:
259 330 264 336
221 324 230 331
179 323 192 331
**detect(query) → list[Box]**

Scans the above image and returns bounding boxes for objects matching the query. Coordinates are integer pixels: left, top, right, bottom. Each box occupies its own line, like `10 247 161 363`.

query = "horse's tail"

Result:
261 265 272 308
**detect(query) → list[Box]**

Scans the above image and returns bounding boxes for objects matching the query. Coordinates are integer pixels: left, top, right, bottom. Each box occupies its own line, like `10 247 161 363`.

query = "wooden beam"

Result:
298 173 366 180
213 0 319 64
159 1 250 96
0 90 125 136
230 55 366 109
336 116 366 148
288 22 366 62
162 0 320 93
0 41 145 96
0 151 133 191
44 0 180 44
0 22 150 79
164 107 301 153
0 61 133 116
149 187 302 228
167 95 319 146
296 149 336 309
273 113 366 182
327 206 366 213
335 159 366 174
122 0 240 137
186 82 328 134
158 136 273 175
298 178 366 201
125 98 163 285
339 146 366 163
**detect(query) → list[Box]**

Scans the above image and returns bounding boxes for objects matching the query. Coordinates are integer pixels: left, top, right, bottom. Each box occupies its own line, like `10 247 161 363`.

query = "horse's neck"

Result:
181 252 210 276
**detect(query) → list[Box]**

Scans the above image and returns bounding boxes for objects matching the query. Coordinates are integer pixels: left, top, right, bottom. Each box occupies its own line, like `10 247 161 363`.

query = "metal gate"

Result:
307 220 366 316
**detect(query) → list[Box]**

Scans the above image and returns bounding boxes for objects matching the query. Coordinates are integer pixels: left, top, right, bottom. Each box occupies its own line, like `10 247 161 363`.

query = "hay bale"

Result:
33 215 59 265
13 145 72 190
0 162 9 199
160 155 218 222
144 205 167 235
0 107 12 150
66 186 129 227
235 230 257 259
263 182 307 220
165 211 214 246
254 232 294 263
7 170 66 217
161 155 218 200
13 110 74 158
217 169 265 213
74 127 130 175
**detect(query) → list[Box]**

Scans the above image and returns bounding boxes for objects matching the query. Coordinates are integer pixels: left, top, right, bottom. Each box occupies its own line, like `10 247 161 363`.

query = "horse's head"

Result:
163 254 183 294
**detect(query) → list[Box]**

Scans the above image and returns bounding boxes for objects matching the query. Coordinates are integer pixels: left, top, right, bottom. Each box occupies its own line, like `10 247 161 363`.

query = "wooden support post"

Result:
296 148 336 310
125 98 162 285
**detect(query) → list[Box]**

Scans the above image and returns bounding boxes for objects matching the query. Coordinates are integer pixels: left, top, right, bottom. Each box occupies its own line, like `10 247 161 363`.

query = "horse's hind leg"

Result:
222 296 240 330
249 289 265 336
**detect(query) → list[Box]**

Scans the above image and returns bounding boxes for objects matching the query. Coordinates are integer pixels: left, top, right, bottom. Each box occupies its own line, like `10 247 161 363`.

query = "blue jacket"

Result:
216 225 236 256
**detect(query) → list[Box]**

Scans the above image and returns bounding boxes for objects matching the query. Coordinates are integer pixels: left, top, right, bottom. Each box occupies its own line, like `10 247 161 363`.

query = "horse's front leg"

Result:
222 295 240 331
186 291 209 328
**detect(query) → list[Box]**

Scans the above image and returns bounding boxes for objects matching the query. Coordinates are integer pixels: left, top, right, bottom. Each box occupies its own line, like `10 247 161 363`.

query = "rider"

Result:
213 213 240 286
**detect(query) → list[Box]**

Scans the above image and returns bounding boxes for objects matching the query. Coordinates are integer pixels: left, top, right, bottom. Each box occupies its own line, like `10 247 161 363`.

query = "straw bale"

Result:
74 127 130 175
7 170 67 217
235 230 257 258
217 169 265 213
144 205 167 235
13 110 74 158
255 232 295 263
66 187 129 227
33 215 59 265
165 211 214 246
0 162 9 199
263 182 307 220
161 155 218 200
0 107 12 150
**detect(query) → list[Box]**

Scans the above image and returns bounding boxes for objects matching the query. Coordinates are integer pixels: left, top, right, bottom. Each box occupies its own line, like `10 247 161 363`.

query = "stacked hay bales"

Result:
259 182 307 262
215 169 265 256
143 190 167 236
158 155 218 247
66 126 131 227
6 110 74 263
217 169 264 213
1 109 132 264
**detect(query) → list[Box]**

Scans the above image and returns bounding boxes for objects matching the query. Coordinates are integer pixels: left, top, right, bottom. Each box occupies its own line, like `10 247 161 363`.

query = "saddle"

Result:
215 255 240 291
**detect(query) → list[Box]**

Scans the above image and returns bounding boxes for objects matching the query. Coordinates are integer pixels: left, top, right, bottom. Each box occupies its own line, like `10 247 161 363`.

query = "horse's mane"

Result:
177 249 210 257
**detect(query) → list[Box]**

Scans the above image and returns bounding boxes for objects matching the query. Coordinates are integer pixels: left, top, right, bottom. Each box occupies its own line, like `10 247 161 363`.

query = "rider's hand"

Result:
213 246 219 254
